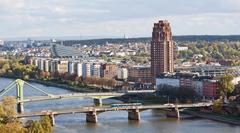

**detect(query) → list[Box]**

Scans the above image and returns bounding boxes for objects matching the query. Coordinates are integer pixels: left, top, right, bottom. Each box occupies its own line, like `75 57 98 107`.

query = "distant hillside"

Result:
57 35 240 46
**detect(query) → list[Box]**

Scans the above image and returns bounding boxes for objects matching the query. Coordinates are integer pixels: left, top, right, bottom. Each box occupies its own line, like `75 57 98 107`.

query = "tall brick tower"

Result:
151 20 174 78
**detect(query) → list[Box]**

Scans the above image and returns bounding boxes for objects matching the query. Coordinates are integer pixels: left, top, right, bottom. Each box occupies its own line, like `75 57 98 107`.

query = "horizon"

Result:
1 0 240 38
2 34 240 41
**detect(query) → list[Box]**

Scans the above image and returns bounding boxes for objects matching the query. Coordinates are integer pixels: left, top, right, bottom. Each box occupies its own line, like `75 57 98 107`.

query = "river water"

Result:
0 78 239 133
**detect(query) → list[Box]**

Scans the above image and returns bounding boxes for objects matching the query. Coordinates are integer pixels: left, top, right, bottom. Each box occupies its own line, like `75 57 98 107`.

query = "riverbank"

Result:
183 109 240 126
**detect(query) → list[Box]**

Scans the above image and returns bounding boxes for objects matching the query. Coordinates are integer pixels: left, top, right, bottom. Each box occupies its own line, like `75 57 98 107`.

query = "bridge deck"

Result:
21 90 157 103
17 102 212 118
22 92 125 102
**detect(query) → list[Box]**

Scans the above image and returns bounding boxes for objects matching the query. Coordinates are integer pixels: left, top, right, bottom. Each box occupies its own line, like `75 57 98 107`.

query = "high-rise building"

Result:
151 20 174 78
68 61 76 75
44 59 50 72
77 63 83 77
92 64 101 78
38 59 44 71
82 63 91 79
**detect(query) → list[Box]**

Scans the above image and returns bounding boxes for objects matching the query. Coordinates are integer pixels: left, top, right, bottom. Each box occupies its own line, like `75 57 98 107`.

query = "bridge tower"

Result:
16 79 24 113
0 79 52 114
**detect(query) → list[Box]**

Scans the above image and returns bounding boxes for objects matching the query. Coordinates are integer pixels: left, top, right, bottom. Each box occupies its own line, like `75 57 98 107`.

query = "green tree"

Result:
218 74 234 98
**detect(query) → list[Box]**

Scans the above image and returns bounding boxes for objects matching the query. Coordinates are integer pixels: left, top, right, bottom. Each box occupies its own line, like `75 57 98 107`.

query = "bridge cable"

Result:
0 80 17 97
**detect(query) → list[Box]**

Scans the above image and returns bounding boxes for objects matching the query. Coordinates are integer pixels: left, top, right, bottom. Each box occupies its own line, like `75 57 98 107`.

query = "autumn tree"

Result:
0 97 27 133
28 121 45 133
218 74 234 98
40 116 53 133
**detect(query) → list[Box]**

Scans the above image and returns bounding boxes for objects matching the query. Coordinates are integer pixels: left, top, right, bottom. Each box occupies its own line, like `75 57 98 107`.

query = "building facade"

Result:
44 60 50 72
203 79 218 99
77 63 83 77
68 61 75 75
128 66 152 83
56 60 68 74
92 64 101 78
82 63 91 79
151 20 174 78
156 73 218 98
117 68 128 80
101 63 117 79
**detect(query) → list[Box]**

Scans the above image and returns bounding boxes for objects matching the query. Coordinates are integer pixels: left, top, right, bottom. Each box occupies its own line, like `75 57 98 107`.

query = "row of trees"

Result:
177 41 240 62
38 71 117 89
0 60 37 80
0 97 53 133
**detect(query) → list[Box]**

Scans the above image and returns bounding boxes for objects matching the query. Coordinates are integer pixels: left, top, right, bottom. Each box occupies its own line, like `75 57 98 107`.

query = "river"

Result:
0 78 239 133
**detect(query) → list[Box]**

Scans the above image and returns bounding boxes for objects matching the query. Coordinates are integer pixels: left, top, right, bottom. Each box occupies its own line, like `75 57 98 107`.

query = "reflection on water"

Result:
0 78 240 133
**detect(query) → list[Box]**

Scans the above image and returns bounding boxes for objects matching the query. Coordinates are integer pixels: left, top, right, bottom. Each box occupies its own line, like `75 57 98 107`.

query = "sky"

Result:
0 0 240 39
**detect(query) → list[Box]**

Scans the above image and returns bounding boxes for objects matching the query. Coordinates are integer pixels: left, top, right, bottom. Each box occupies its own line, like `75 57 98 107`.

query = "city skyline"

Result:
1 0 240 39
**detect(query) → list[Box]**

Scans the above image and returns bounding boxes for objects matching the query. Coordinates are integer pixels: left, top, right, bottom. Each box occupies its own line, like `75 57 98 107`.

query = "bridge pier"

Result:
86 111 98 123
128 109 140 120
93 99 102 106
17 102 24 113
166 108 180 118
48 114 55 126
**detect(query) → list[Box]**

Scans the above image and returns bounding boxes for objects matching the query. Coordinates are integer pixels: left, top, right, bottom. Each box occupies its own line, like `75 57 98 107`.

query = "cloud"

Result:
0 0 240 38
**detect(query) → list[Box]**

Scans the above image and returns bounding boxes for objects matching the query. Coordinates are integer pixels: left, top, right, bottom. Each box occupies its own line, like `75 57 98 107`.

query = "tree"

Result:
0 97 27 133
218 74 234 98
28 121 45 133
0 97 17 124
212 99 223 113
40 116 53 133
0 122 26 133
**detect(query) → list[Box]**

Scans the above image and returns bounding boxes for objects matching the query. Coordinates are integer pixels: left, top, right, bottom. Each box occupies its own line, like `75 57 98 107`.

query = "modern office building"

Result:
51 43 83 58
151 20 174 78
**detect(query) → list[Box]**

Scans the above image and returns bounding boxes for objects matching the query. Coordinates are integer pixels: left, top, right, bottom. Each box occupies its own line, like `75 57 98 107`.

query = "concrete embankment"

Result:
183 110 240 126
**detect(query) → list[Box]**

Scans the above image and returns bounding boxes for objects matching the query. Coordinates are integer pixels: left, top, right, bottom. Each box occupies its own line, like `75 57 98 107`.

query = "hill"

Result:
58 35 240 46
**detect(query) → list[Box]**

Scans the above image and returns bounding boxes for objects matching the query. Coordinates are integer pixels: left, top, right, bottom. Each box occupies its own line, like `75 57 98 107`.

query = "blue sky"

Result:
1 0 240 38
